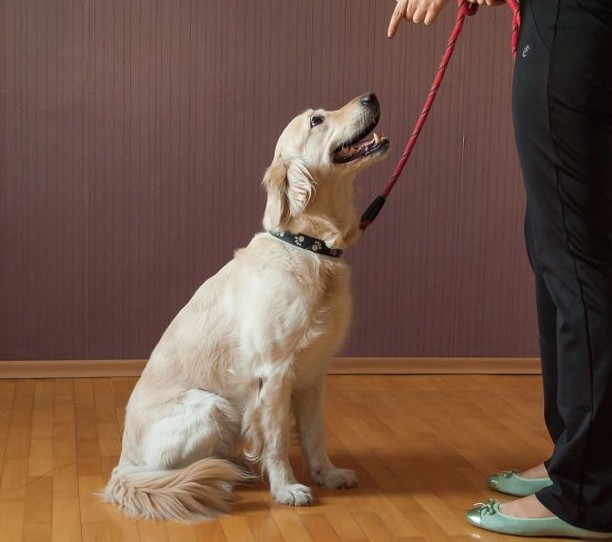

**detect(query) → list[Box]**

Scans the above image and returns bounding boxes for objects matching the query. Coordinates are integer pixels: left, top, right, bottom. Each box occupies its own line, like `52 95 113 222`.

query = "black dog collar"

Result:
269 231 343 258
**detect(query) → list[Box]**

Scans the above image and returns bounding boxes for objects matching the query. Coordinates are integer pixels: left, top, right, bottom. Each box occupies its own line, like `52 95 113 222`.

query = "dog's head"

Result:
262 93 390 248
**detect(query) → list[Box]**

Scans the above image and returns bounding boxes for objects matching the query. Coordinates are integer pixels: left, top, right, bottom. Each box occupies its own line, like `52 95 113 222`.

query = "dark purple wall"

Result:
0 0 537 360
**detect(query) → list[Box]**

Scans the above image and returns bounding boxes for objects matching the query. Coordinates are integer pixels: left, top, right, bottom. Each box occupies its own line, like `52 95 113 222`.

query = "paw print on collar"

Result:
269 231 343 258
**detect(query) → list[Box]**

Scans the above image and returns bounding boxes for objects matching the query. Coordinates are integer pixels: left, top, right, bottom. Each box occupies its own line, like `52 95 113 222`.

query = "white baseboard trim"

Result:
0 357 541 379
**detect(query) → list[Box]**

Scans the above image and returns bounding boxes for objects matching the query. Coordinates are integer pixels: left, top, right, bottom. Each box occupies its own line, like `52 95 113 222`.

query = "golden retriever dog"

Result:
103 93 390 521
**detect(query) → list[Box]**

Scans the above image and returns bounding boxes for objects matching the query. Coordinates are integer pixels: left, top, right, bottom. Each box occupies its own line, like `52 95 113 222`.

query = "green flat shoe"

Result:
488 469 552 496
466 499 612 539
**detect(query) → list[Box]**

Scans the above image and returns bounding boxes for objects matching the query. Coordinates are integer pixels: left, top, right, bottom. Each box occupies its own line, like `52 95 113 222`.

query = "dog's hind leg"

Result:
139 388 241 470
104 389 247 521
293 377 357 489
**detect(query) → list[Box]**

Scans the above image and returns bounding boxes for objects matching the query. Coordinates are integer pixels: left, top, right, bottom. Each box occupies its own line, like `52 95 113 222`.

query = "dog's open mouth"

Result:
331 120 390 164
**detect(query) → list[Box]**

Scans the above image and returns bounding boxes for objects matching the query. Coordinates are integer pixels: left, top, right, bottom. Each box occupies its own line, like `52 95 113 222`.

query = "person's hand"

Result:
387 0 452 37
387 0 505 38
467 0 506 4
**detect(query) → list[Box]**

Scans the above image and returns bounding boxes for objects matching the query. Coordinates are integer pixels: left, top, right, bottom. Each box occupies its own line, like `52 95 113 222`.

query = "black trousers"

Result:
512 0 612 531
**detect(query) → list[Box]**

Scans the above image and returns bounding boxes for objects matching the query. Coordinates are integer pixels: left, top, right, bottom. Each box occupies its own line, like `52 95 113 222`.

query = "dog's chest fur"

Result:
232 233 352 386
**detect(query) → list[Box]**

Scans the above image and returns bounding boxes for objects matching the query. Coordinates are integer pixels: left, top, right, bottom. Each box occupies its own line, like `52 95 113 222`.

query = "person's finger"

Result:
412 4 428 24
403 0 419 24
423 4 444 25
387 0 409 38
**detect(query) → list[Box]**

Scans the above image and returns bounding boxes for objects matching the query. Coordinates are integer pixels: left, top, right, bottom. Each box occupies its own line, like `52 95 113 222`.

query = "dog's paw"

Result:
272 483 314 506
316 468 357 489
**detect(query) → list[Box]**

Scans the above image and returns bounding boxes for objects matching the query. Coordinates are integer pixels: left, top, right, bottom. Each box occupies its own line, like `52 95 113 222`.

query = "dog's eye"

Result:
310 115 324 128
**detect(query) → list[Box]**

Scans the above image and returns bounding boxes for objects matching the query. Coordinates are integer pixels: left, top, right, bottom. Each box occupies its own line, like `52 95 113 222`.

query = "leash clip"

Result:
359 195 387 231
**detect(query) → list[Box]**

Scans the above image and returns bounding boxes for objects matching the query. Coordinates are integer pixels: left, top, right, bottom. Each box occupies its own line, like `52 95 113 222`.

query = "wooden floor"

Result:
0 375 575 542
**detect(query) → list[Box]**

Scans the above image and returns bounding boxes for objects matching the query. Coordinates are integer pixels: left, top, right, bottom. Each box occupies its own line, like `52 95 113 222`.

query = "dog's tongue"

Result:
337 133 381 158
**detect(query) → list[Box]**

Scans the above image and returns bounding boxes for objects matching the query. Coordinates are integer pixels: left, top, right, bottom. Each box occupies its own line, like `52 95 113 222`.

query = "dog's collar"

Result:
269 231 343 258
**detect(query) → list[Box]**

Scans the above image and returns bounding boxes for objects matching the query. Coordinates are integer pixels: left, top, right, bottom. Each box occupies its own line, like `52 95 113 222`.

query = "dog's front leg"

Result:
259 370 313 506
293 378 357 489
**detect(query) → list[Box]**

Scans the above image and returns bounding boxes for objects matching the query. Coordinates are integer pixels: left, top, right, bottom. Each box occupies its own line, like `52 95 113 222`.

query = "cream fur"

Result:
103 94 389 521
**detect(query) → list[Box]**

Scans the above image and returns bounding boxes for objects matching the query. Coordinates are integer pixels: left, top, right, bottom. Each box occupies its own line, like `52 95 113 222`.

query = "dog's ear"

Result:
262 158 290 231
262 158 314 231
286 161 314 217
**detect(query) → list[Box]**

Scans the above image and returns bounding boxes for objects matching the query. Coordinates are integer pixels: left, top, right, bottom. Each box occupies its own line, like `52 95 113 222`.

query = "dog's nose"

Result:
361 93 378 107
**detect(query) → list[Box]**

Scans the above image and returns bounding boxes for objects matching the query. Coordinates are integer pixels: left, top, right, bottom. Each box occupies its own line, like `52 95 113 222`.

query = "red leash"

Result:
360 0 521 231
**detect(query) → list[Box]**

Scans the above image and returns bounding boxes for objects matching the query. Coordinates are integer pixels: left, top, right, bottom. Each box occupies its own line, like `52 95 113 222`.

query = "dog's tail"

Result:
102 458 250 521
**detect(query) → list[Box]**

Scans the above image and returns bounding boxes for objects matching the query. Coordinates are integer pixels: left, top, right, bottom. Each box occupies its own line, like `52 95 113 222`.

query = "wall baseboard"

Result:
330 357 540 374
0 357 541 379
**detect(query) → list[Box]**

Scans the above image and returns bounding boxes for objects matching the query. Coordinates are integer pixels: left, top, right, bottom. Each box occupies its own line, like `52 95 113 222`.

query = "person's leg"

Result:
510 0 563 485
509 214 559 482
533 0 612 530
526 212 564 447
511 0 612 530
